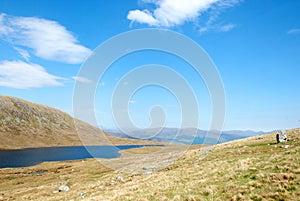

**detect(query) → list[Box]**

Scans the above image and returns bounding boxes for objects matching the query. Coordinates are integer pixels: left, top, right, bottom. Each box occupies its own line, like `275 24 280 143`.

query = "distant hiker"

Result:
276 130 287 143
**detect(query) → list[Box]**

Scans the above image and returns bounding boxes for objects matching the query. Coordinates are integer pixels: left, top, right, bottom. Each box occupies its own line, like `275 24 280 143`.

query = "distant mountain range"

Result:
105 127 269 144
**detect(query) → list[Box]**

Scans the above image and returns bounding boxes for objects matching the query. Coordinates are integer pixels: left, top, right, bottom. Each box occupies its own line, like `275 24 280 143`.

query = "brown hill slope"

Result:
0 95 155 149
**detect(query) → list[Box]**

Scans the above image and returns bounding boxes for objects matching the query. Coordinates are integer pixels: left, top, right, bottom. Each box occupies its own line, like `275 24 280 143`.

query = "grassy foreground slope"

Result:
0 128 299 200
0 95 156 149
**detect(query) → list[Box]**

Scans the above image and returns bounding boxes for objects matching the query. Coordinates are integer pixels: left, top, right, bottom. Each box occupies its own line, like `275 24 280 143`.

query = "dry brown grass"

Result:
0 95 159 149
0 128 299 200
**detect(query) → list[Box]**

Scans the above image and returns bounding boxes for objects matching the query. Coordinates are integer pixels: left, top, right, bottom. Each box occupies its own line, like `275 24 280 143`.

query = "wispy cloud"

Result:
72 76 92 83
127 0 242 30
129 100 137 104
0 13 91 64
13 47 30 61
0 14 12 34
198 0 242 33
0 60 64 89
200 23 236 33
219 23 236 32
287 28 300 35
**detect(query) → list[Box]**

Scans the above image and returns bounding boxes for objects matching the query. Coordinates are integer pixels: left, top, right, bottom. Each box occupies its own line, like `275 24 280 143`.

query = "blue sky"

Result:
0 0 299 131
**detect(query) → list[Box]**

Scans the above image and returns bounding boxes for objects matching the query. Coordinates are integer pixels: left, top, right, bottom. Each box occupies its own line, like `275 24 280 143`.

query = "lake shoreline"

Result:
0 142 165 151
0 144 166 168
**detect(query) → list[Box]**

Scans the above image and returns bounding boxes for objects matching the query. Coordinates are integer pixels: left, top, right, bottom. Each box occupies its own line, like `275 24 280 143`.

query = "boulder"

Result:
276 130 287 143
59 185 70 192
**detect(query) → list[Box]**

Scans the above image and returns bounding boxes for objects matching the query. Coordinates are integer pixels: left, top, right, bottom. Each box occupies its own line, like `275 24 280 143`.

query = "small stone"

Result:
144 171 153 176
59 185 70 192
117 176 125 182
280 145 289 149
131 171 139 175
79 192 86 197
143 165 156 170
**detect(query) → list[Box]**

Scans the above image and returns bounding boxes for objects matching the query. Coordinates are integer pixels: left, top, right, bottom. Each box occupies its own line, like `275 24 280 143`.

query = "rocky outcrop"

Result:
0 96 73 130
276 130 287 143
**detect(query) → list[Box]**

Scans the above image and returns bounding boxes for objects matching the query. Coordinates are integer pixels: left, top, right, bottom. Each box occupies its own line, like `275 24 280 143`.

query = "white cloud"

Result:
72 76 92 83
0 14 13 34
128 10 158 26
0 60 64 89
129 100 137 104
128 0 241 31
128 0 218 27
0 13 91 64
287 29 300 34
219 23 236 32
13 47 30 61
200 23 236 33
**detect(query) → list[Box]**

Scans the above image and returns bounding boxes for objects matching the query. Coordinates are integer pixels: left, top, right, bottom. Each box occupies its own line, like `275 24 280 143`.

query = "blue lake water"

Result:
0 145 159 168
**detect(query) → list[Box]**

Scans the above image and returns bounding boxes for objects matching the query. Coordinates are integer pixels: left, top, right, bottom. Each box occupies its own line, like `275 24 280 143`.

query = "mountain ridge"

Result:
105 127 269 144
0 95 157 149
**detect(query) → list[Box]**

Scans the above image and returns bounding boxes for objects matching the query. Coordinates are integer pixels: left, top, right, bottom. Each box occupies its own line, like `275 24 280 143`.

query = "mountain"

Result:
106 127 268 144
0 95 156 149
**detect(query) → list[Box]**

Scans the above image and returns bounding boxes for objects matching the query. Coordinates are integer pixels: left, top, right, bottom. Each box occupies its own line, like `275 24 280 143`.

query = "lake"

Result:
0 145 159 168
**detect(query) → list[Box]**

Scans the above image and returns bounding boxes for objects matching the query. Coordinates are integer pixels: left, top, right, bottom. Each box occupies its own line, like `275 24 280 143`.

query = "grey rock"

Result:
143 165 156 170
280 145 289 149
143 171 153 176
117 176 125 182
80 192 86 197
29 170 47 175
276 130 287 143
59 185 70 192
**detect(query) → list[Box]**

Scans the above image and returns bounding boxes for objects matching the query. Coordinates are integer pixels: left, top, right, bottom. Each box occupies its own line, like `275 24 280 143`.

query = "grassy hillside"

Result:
0 128 299 200
0 95 156 149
